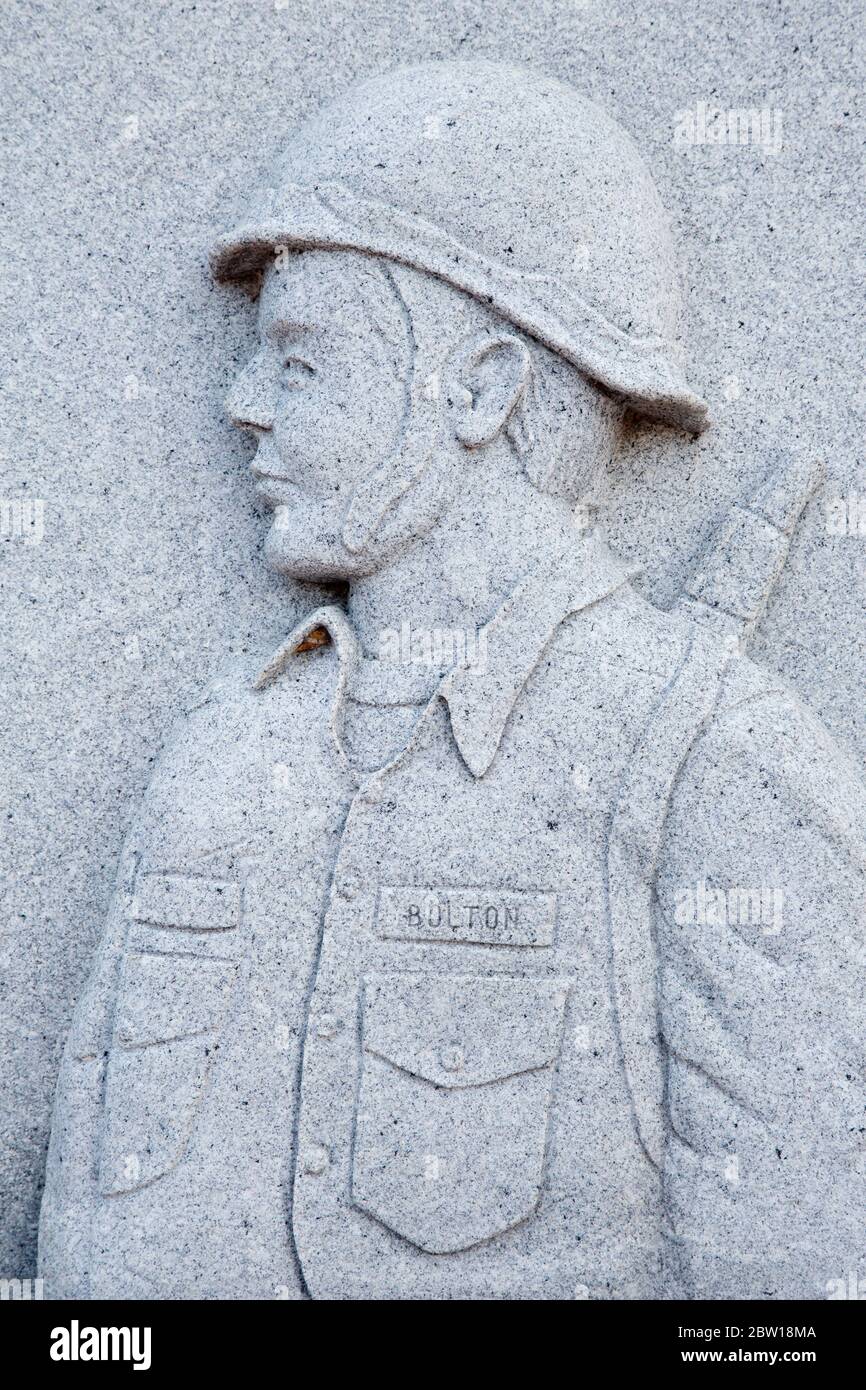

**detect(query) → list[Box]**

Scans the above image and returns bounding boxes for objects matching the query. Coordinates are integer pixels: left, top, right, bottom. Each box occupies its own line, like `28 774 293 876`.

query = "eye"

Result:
283 355 315 384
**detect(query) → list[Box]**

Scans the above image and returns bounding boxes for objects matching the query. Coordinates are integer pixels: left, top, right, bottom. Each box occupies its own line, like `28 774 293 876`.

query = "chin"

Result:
264 509 380 582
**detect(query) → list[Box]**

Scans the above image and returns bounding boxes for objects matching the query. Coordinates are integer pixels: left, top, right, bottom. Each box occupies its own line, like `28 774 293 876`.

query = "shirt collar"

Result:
254 531 639 778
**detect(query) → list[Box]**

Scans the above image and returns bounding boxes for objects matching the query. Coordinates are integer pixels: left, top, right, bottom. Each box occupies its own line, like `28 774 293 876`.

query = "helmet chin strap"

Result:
341 372 454 560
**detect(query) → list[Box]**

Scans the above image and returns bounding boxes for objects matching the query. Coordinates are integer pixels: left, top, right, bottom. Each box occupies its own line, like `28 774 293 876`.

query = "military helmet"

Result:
212 60 708 432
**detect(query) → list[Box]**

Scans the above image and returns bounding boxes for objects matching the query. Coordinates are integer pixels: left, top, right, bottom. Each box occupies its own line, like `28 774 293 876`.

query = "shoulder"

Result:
181 635 330 719
155 639 337 778
655 648 866 1046
549 584 691 722
124 636 346 864
689 652 865 840
659 646 866 920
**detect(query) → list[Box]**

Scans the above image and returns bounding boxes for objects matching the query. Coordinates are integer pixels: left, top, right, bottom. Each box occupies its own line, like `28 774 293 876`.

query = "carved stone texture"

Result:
39 61 866 1300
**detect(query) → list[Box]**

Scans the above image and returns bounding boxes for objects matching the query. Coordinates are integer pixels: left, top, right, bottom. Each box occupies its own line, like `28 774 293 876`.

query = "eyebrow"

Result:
266 316 326 338
265 313 370 346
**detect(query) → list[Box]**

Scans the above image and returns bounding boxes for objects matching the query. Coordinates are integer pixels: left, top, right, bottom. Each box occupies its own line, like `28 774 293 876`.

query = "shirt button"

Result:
314 1013 340 1040
439 1044 465 1074
360 775 385 805
338 874 360 900
301 1144 330 1176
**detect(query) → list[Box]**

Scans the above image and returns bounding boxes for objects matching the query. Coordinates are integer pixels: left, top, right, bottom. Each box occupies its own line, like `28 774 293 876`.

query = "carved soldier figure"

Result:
40 61 865 1300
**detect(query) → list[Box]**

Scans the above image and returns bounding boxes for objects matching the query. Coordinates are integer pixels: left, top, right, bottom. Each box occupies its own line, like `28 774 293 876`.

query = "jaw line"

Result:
263 492 383 582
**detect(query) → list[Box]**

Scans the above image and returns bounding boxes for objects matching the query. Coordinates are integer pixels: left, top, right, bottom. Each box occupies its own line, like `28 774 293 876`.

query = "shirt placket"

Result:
294 678 441 1201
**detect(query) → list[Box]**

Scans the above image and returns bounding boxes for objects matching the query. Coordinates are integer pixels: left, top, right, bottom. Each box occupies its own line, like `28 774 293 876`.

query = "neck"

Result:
347 452 584 663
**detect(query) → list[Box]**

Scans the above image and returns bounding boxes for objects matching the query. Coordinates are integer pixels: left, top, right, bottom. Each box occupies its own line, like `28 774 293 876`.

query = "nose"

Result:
225 350 275 432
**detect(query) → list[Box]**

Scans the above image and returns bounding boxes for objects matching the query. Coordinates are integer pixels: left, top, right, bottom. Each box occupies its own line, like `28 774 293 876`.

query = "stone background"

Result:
0 0 862 1278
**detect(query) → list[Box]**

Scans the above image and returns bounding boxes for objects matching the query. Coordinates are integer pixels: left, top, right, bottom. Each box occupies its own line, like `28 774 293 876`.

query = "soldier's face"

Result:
226 249 408 580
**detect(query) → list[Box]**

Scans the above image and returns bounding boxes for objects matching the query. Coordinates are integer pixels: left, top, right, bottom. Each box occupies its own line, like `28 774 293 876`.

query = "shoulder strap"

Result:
606 630 734 1168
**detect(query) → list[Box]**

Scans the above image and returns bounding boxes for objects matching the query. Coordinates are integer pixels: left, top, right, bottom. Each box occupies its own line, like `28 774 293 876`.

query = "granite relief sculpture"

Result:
39 60 865 1300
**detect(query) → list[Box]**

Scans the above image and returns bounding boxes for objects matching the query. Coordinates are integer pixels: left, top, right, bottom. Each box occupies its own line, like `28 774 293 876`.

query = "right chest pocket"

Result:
99 873 241 1196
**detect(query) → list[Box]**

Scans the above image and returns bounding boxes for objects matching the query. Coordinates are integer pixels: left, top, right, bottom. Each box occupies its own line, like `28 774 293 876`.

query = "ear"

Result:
446 333 533 450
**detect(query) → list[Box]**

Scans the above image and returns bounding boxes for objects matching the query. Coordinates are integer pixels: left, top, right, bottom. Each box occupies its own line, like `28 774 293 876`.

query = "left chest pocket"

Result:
100 949 238 1195
351 973 570 1253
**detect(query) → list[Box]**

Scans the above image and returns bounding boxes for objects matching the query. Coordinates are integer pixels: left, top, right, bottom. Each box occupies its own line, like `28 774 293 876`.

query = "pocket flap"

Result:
363 973 570 1088
132 873 240 931
114 952 237 1047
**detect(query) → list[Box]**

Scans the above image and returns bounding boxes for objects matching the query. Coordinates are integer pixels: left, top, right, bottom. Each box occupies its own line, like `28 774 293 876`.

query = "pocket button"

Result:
302 1144 330 1176
360 776 385 805
314 1013 340 1040
337 874 360 901
438 1043 465 1074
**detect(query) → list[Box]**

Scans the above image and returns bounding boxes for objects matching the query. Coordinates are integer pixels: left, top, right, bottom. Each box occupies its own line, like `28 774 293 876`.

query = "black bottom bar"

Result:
3 1298 858 1375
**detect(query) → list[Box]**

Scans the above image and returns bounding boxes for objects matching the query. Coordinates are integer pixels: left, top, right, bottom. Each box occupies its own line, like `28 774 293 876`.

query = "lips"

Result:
248 436 299 507
252 472 301 508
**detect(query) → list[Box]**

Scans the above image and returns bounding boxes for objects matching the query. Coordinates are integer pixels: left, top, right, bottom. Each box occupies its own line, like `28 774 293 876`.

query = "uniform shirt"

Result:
40 533 866 1300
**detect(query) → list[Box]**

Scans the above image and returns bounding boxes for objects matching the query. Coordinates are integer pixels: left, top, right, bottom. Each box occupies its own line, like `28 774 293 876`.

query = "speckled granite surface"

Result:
1 1 863 1294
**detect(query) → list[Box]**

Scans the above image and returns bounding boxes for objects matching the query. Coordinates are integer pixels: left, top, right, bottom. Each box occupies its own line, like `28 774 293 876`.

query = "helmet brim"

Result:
211 187 710 435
